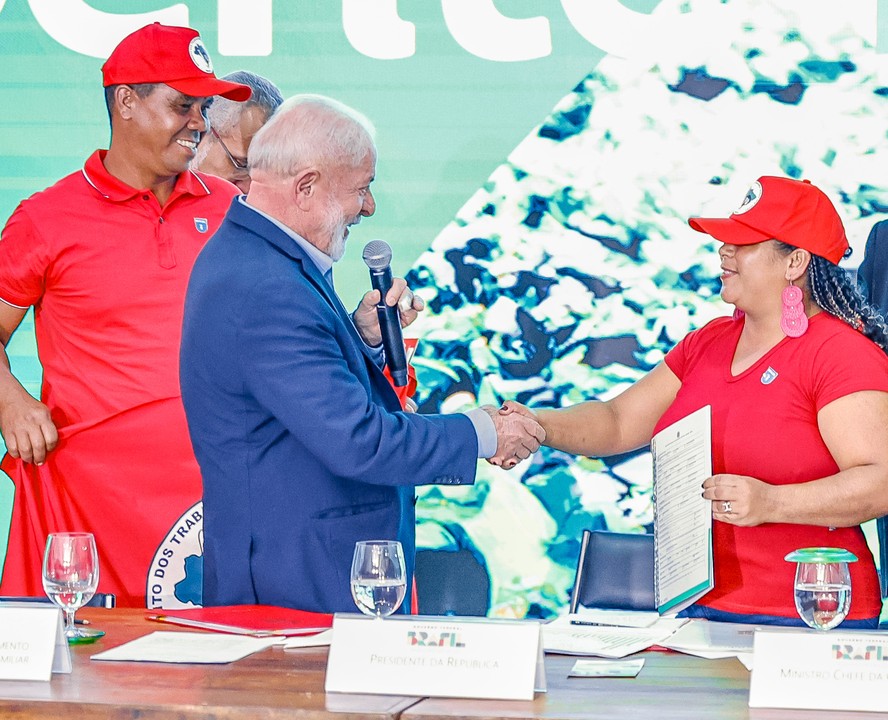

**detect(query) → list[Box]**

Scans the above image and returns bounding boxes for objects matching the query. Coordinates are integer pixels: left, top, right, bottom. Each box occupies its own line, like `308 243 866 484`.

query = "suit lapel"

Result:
226 200 385 371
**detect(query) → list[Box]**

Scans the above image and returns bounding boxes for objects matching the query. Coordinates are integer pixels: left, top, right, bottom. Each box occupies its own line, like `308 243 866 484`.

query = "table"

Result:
0 607 418 719
2 609 888 719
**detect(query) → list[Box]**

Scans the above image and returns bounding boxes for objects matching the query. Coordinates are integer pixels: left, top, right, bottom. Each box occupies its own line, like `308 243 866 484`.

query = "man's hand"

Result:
0 391 58 465
352 278 424 347
482 405 545 469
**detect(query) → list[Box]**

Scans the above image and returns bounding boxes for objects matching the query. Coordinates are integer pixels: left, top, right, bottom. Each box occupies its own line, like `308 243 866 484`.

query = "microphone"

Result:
362 240 408 387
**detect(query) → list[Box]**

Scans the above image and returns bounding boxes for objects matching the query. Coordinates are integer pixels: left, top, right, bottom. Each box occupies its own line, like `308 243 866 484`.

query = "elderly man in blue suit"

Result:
180 94 544 613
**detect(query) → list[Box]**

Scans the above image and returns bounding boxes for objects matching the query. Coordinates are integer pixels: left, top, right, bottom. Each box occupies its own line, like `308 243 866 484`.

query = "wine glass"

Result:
350 540 407 618
42 532 105 643
785 547 856 631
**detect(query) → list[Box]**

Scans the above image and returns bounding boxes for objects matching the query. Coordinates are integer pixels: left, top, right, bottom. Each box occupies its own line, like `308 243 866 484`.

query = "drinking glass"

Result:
350 540 407 618
785 547 856 631
42 532 105 643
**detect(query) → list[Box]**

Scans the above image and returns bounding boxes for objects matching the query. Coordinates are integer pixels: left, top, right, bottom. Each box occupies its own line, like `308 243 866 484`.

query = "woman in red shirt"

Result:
501 176 888 626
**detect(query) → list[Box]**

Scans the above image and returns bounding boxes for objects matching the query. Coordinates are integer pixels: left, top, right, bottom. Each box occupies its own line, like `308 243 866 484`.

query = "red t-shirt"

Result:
658 313 888 620
0 151 237 606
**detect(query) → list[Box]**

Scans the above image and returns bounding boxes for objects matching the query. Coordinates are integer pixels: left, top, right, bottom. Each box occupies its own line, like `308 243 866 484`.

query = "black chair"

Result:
569 529 655 613
414 548 490 616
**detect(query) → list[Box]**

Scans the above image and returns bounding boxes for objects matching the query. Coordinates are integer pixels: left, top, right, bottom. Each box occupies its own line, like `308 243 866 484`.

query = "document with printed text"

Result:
651 404 713 614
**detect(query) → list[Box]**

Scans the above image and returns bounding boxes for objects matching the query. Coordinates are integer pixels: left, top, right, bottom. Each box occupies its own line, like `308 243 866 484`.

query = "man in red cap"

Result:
0 23 251 607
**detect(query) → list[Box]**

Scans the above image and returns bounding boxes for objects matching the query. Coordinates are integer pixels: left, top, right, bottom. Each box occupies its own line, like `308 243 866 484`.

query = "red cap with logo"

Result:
688 176 849 265
101 23 251 102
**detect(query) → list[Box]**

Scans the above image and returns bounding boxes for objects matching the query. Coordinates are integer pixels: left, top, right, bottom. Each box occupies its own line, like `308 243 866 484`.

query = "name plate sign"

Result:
0 603 72 681
749 629 888 712
325 613 545 700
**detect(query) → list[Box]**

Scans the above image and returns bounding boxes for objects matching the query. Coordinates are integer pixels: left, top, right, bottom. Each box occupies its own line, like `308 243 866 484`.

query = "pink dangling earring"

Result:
780 280 808 338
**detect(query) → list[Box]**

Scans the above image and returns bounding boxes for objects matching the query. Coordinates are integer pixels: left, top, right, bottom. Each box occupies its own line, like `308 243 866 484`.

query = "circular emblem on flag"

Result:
188 37 214 74
733 180 762 215
146 501 205 609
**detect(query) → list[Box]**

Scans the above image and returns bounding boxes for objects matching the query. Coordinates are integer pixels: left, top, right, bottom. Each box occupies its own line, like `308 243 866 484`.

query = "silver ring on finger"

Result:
722 500 732 514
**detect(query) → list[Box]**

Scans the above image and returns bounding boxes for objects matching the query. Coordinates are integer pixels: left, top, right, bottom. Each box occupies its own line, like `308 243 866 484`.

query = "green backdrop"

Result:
2 0 887 616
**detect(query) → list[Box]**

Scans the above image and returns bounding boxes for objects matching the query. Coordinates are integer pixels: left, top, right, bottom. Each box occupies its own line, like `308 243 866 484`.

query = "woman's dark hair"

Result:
776 241 888 353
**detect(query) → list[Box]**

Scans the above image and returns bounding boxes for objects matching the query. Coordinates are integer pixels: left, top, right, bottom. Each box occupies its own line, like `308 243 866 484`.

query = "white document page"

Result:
661 619 755 662
651 405 713 613
543 615 686 658
90 631 276 664
282 628 333 649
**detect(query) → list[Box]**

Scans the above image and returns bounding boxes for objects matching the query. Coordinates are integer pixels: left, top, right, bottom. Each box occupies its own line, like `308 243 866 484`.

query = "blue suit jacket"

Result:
859 220 888 316
180 199 478 613
858 219 888 599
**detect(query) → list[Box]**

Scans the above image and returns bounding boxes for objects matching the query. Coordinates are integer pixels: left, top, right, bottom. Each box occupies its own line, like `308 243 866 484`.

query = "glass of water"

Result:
785 547 856 631
42 532 105 643
351 540 407 618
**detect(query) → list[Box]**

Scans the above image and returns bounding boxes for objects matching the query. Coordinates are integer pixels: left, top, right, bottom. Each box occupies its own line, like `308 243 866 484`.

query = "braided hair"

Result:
776 241 888 354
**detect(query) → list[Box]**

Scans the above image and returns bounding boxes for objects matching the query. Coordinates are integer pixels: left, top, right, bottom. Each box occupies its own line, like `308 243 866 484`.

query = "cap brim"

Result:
688 216 772 246
167 76 252 101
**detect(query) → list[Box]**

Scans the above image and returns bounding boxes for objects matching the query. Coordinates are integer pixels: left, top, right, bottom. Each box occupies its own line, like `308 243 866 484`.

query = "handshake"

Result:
481 402 544 470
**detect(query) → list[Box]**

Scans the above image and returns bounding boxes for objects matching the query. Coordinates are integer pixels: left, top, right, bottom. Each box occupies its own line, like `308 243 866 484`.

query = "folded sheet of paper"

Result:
282 628 333 649
661 619 755 663
91 631 277 664
543 615 687 658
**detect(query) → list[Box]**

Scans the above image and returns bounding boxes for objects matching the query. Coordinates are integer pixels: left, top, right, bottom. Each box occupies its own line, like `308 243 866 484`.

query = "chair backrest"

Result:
569 529 655 613
878 516 888 599
414 548 490 616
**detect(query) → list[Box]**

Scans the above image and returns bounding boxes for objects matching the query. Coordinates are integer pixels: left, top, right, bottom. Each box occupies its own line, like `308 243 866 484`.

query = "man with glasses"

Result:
192 71 283 193
0 23 251 606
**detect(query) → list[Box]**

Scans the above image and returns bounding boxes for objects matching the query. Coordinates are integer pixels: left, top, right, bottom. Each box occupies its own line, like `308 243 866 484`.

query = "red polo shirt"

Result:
0 150 236 430
0 151 237 606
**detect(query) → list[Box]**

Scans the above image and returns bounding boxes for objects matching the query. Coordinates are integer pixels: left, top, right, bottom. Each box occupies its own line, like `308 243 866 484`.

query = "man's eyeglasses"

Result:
210 127 248 171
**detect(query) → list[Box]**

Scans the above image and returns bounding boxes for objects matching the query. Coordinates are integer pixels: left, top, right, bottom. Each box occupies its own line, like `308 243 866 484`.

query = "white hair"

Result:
208 70 283 136
248 94 376 178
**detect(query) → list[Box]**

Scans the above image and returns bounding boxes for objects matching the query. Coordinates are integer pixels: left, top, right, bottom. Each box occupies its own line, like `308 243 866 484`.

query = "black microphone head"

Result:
362 240 392 271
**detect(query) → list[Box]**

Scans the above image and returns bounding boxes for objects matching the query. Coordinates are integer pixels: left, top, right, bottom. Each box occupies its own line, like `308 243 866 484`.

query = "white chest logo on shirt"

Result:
761 366 779 385
194 218 209 233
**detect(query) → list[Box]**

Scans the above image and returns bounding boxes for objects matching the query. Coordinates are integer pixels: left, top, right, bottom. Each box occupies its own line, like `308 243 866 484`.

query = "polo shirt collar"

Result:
81 149 212 204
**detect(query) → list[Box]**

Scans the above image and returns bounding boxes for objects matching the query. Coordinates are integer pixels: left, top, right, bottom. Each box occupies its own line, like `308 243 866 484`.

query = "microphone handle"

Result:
369 267 409 387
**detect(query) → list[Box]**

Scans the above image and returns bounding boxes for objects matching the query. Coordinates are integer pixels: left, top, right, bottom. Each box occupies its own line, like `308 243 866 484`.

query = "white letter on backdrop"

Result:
879 0 888 52
27 0 188 59
441 0 550 61
218 0 272 55
560 0 728 65
342 0 415 59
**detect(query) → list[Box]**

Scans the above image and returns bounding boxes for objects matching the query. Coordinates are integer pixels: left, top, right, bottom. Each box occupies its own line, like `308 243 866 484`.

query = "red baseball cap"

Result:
101 23 251 102
688 176 849 264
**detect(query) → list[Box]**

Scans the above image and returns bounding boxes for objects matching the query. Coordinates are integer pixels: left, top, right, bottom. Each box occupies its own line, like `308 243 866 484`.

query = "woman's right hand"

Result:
499 400 537 420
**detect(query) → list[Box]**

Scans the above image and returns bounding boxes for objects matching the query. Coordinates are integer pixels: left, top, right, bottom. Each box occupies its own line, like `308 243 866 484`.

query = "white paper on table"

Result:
651 405 713 614
661 619 755 658
543 614 686 658
568 608 662 628
90 631 277 664
282 628 333 649
569 658 645 677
